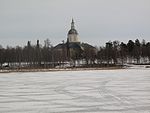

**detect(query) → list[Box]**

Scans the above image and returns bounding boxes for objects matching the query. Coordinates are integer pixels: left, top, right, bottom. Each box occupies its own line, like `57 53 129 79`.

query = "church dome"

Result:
68 29 78 35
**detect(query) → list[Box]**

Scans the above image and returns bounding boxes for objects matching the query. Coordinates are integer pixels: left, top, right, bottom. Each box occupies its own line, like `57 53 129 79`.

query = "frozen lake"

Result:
0 68 150 113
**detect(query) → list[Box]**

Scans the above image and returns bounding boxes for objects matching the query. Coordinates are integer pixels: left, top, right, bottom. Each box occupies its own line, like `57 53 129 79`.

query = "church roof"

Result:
68 42 81 49
81 43 96 49
68 19 78 35
54 43 66 49
54 42 84 50
68 29 78 35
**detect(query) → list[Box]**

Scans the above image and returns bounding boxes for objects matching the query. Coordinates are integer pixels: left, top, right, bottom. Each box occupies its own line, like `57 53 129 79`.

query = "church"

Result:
53 19 96 63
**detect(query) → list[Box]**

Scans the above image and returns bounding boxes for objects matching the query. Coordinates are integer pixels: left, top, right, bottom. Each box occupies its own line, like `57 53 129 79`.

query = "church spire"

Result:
71 18 75 29
67 19 80 43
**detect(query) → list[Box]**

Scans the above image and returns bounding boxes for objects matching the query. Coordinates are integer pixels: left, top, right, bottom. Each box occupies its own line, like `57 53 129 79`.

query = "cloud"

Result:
0 0 150 47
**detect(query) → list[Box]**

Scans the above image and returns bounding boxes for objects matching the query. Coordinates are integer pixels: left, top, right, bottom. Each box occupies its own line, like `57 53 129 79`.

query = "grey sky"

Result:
0 0 150 47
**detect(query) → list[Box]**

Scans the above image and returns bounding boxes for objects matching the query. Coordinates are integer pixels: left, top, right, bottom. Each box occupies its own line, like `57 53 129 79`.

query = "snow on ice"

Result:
0 67 150 113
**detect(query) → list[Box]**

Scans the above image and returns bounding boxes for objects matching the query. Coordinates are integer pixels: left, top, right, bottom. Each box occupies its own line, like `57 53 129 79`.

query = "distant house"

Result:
53 19 96 64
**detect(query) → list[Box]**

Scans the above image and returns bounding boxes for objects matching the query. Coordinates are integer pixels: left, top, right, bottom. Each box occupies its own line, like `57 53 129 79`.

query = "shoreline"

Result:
0 67 124 73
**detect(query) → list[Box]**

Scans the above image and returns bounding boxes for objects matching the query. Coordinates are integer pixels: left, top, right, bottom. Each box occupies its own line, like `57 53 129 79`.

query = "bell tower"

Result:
67 19 80 43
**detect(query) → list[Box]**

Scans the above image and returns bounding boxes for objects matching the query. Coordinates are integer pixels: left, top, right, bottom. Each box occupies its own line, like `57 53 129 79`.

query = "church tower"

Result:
67 19 80 43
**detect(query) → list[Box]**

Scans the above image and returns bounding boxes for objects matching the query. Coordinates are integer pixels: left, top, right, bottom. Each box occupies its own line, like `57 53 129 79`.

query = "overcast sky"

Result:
0 0 150 47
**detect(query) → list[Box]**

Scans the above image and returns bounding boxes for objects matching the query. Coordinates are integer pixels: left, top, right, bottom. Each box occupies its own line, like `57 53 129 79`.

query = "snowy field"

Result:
0 67 150 113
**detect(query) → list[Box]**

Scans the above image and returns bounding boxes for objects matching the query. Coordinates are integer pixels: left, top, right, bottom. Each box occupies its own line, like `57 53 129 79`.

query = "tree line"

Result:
0 39 150 69
97 39 150 66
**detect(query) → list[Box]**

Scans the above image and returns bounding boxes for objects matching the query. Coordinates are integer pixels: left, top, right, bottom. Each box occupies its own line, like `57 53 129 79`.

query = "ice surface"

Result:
0 68 150 113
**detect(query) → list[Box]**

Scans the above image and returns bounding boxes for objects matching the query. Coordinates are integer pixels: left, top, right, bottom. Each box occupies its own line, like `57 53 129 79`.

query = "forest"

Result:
0 39 150 69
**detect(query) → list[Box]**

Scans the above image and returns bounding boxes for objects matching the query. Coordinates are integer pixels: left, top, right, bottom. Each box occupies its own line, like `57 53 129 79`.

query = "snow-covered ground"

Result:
0 67 150 113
